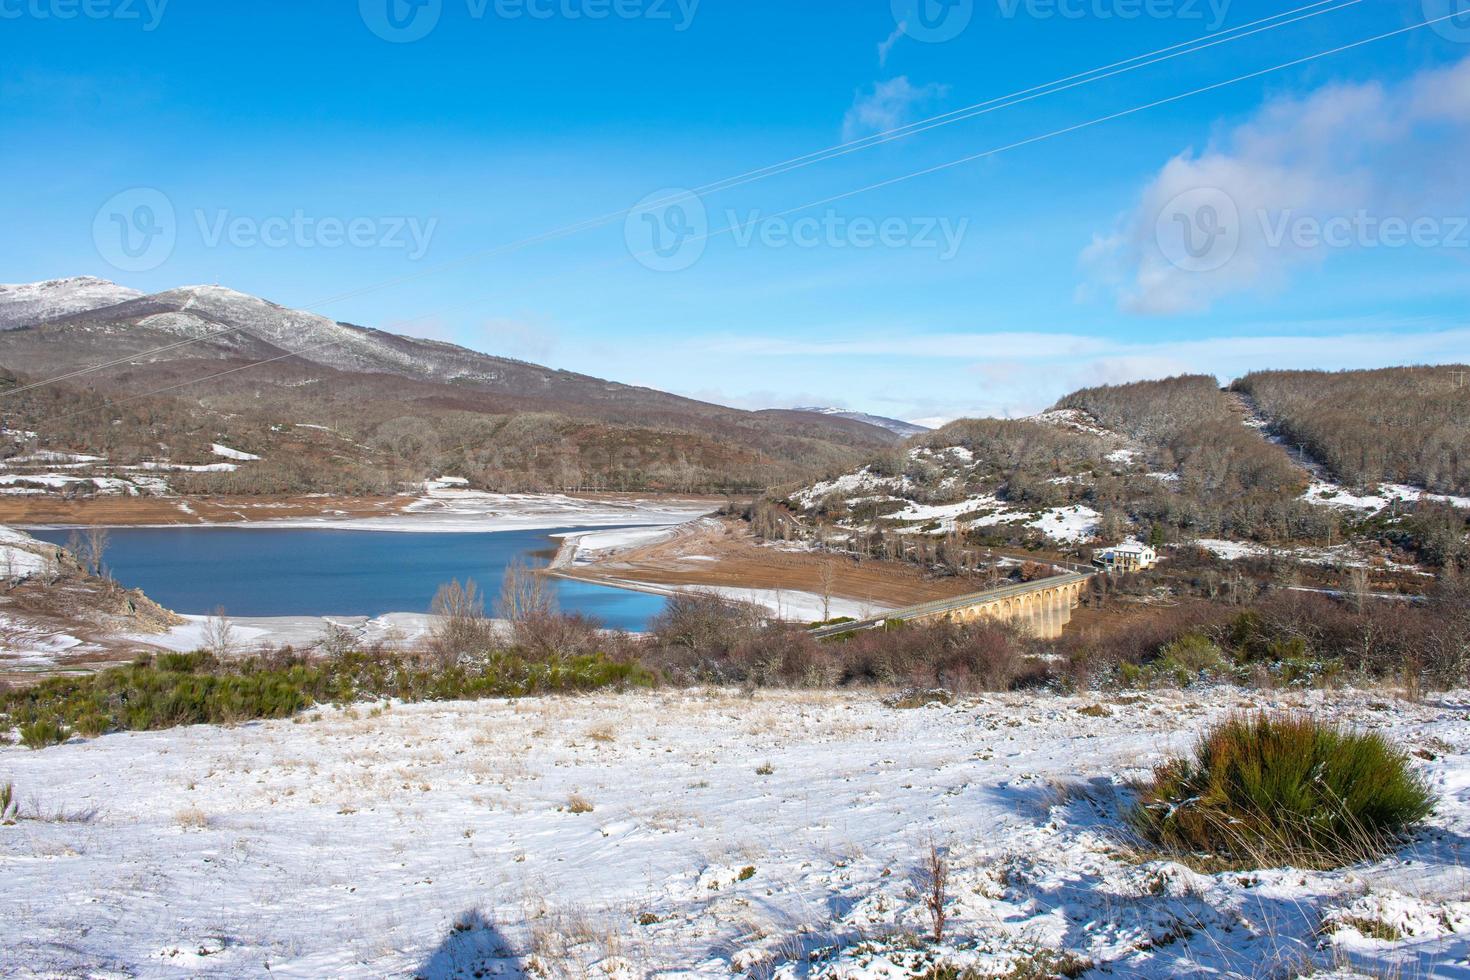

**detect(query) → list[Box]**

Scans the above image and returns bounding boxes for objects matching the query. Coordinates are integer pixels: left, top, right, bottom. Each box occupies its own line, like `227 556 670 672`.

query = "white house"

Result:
1093 541 1158 573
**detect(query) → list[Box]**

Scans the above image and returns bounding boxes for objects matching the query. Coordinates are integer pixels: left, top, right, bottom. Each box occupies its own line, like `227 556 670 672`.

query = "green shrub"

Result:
0 782 14 823
19 719 68 749
1131 713 1434 869
0 649 655 740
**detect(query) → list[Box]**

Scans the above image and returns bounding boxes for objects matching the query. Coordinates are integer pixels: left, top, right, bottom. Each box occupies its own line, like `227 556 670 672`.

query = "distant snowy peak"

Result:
793 407 930 439
0 276 142 330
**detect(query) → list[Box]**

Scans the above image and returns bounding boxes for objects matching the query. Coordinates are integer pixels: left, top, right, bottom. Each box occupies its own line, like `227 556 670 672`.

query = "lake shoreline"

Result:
8 488 721 535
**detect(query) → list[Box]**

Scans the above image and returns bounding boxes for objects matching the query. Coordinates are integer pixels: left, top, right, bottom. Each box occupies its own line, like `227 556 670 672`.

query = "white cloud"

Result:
878 24 906 68
1083 57 1470 315
685 320 1470 421
842 77 948 142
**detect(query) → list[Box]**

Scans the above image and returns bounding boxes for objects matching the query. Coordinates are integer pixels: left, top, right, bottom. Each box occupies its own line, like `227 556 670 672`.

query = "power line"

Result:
3 0 1363 400
28 11 1457 429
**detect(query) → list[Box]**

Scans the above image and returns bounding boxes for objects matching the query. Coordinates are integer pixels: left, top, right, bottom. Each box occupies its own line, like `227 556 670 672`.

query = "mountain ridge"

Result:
0 277 898 493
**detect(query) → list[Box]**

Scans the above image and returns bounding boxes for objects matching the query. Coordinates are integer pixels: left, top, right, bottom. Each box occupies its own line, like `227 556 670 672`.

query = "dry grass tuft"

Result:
174 806 209 830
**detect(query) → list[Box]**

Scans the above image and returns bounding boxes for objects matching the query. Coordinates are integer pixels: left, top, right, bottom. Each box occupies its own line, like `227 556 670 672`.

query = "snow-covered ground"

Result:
124 612 439 654
2 687 1465 978
551 524 686 567
248 487 717 534
1303 480 1470 513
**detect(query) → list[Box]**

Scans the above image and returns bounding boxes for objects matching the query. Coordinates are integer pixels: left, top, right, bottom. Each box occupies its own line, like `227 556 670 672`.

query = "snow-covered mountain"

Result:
792 406 929 439
0 279 901 488
0 276 142 331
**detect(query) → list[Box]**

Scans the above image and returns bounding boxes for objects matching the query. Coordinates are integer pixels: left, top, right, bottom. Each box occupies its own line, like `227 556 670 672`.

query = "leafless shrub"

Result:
202 606 236 658
919 842 949 944
430 578 496 664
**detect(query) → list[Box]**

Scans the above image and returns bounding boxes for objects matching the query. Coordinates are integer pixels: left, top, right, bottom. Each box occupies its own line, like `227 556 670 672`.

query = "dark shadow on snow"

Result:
416 910 525 980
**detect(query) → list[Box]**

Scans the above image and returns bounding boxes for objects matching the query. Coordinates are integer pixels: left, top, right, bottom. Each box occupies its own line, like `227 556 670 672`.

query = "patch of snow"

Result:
1026 407 1114 437
553 525 682 566
259 489 717 535
1301 481 1470 513
210 443 260 462
137 461 239 473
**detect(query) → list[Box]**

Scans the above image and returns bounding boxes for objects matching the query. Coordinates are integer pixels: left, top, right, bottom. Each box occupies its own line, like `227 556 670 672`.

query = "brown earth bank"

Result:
555 517 990 608
0 491 733 527
0 494 411 526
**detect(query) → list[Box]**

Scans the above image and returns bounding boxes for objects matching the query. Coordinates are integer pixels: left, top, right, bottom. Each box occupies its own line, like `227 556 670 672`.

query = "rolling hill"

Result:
0 278 897 494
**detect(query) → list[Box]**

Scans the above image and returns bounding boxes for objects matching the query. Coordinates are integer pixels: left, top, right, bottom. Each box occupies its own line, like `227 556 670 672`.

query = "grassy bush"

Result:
0 648 655 744
19 718 68 749
1131 713 1434 869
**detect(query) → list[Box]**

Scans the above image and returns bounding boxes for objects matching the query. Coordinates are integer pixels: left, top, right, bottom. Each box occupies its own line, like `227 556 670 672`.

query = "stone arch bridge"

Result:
808 569 1094 641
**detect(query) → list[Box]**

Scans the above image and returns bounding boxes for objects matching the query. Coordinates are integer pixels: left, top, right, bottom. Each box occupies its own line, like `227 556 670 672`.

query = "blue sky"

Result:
2 0 1467 424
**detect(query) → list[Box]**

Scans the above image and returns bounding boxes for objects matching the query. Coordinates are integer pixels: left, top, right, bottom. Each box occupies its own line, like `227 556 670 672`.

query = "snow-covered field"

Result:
124 612 439 654
249 487 716 534
2 688 1467 978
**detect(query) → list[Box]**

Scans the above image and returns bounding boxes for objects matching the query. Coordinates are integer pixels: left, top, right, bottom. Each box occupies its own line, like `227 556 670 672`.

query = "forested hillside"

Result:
1234 366 1470 495
1054 375 1319 541
0 279 900 494
0 368 856 495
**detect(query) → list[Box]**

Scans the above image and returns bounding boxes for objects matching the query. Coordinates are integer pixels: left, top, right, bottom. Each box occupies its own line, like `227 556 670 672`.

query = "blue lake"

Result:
30 526 668 631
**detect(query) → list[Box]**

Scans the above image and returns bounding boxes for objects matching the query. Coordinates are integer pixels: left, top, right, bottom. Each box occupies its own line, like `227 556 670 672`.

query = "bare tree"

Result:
202 606 236 659
65 527 110 579
85 526 110 580
920 842 949 944
1346 566 1371 614
496 560 555 624
817 559 837 623
431 578 495 663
